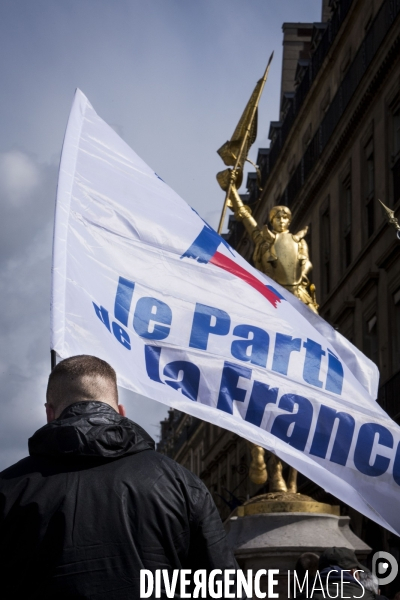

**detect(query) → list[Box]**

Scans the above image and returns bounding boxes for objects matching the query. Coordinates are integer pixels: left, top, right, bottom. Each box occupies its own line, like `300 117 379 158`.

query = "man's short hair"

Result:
49 355 117 384
47 355 118 415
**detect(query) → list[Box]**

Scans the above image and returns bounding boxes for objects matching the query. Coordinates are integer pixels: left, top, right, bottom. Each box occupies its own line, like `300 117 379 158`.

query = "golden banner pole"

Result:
217 52 273 235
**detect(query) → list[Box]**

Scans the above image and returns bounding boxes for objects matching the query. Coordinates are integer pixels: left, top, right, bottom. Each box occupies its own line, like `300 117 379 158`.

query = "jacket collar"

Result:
29 401 155 459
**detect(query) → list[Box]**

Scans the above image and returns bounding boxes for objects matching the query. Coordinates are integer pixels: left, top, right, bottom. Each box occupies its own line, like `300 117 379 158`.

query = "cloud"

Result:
0 150 41 207
0 153 55 470
0 151 56 263
0 152 167 470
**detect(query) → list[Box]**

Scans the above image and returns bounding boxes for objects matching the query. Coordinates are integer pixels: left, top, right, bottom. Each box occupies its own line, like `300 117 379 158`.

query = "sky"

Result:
0 0 322 471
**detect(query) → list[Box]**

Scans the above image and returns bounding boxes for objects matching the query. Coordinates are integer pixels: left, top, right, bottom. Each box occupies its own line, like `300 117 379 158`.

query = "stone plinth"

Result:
225 512 371 600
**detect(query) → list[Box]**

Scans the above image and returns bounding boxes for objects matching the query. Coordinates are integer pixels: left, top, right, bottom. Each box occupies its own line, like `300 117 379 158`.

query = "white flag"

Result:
52 89 400 534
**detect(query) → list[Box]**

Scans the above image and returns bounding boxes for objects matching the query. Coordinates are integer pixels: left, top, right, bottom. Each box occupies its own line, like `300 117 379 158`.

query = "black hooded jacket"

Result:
0 402 237 599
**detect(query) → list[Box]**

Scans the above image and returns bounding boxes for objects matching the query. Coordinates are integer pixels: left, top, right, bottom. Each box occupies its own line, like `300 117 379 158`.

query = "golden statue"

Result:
216 52 318 494
248 443 267 485
234 198 319 313
229 193 319 492
224 190 319 492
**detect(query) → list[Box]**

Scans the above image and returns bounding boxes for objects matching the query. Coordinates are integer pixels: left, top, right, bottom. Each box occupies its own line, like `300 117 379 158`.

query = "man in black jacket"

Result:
0 355 238 599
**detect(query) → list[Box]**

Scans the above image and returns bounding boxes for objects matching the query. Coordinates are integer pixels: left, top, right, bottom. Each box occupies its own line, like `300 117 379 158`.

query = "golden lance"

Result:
217 51 274 234
379 199 400 239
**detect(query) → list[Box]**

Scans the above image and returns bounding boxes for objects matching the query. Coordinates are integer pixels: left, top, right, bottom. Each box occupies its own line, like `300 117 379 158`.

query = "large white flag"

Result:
52 89 400 534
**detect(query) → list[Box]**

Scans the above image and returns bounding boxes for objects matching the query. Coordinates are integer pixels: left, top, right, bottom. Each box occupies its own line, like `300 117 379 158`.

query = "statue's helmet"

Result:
269 205 292 224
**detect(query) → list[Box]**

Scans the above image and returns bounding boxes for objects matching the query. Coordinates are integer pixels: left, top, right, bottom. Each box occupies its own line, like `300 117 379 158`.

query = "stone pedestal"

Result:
225 511 371 600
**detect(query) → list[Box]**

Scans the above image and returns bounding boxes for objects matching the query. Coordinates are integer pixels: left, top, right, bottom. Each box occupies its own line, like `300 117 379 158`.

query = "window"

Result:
364 12 373 32
340 319 354 345
364 138 375 238
320 88 331 117
320 200 331 296
322 309 331 325
287 154 296 176
340 170 352 270
394 108 400 157
340 47 351 79
363 314 378 366
302 124 312 150
388 93 400 206
392 289 400 373
393 107 400 204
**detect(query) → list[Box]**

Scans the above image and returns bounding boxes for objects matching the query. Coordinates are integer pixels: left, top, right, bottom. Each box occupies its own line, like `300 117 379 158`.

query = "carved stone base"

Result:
225 511 371 600
234 491 340 516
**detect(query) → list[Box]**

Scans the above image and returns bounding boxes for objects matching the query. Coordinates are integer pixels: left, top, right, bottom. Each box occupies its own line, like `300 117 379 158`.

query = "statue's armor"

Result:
224 193 319 493
262 232 302 287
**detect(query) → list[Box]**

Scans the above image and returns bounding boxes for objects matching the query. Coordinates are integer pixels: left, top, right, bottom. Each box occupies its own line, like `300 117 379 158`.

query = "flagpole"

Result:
217 52 274 235
51 349 57 371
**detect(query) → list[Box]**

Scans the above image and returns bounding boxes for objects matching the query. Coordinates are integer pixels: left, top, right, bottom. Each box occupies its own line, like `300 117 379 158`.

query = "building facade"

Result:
225 0 400 418
158 0 400 579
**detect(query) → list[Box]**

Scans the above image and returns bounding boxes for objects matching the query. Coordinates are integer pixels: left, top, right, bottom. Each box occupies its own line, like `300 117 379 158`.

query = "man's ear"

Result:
45 403 56 423
118 404 126 417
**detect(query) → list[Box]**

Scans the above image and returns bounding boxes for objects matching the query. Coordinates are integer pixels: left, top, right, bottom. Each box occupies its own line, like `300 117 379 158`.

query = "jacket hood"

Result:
28 401 155 459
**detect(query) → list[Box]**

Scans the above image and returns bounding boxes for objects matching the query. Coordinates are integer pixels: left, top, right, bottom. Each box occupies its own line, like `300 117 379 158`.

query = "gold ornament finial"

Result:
379 199 400 238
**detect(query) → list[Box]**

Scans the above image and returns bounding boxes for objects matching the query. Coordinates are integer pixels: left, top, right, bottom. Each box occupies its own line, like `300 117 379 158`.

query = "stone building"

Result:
224 0 400 425
158 0 400 573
